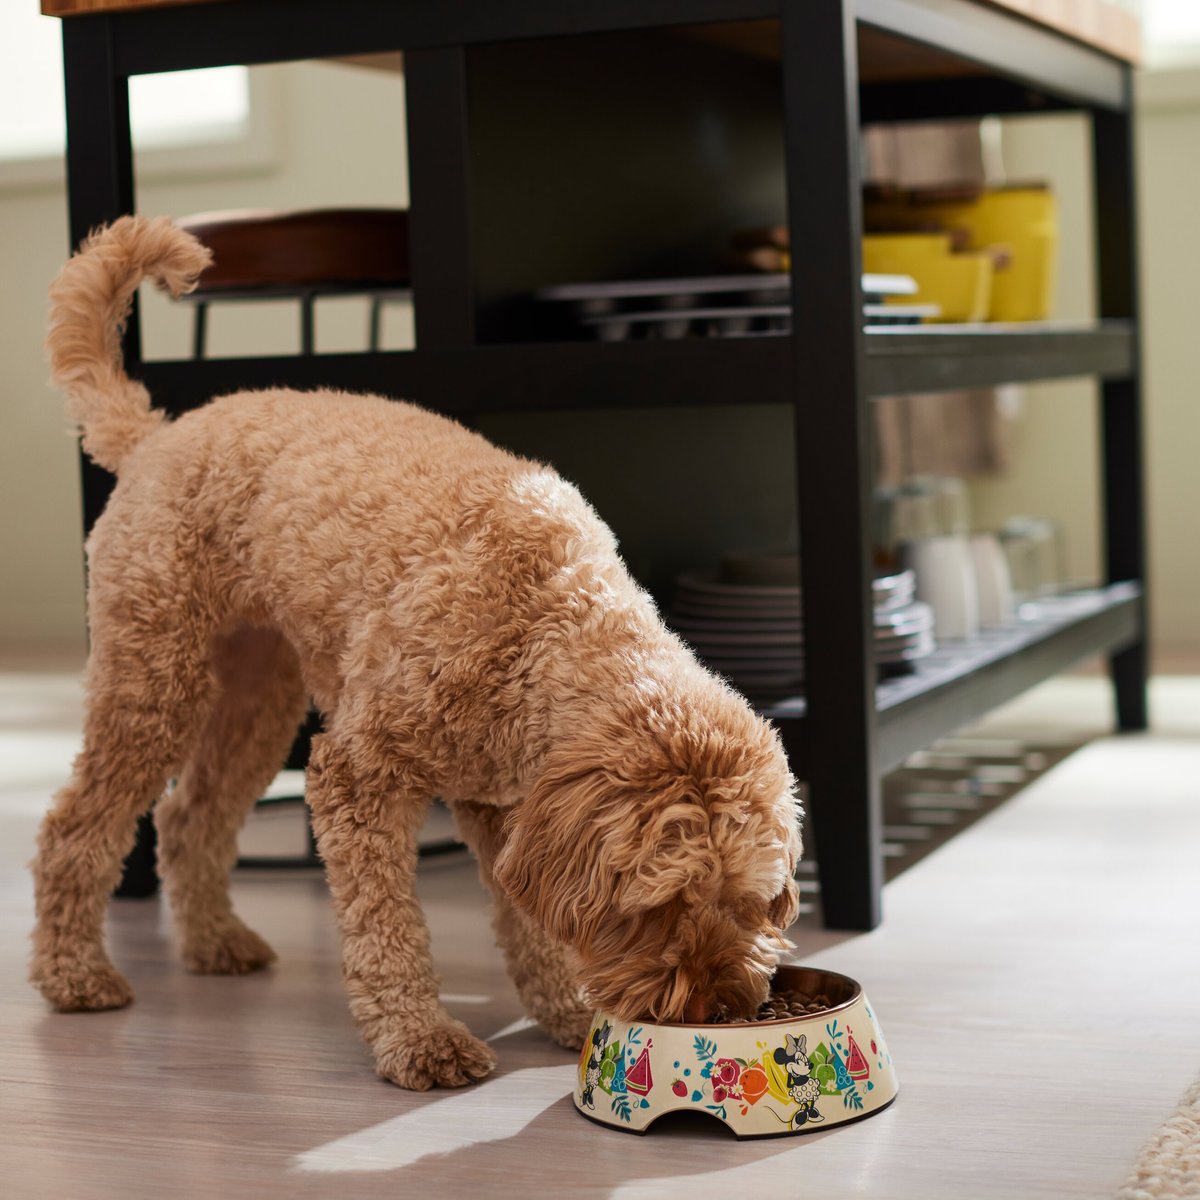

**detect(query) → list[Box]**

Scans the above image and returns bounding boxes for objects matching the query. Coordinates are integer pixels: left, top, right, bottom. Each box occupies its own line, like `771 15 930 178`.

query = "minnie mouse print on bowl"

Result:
574 966 898 1138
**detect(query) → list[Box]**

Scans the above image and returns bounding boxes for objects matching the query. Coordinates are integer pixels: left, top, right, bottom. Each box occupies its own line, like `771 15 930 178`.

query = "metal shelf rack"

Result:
57 0 1146 925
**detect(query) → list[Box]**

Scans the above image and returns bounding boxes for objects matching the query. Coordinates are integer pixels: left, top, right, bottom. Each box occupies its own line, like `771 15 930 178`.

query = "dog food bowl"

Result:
573 966 897 1138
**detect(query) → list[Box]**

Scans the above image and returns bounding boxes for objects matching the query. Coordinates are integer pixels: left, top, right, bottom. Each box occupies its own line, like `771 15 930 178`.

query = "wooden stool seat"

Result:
175 207 412 356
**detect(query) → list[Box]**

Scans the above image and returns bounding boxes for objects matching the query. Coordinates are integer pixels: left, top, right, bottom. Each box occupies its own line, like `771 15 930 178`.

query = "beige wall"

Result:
966 113 1102 591
1 50 1196 655
968 84 1200 654
1 175 84 649
1134 70 1200 653
0 61 409 653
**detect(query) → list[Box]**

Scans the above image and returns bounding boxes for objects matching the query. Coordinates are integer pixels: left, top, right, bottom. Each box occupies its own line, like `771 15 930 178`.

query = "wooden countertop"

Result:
40 0 1141 64
43 0 224 12
987 0 1139 61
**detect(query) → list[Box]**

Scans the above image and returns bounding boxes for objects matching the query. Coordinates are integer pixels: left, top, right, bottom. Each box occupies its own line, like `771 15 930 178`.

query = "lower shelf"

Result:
762 582 1142 774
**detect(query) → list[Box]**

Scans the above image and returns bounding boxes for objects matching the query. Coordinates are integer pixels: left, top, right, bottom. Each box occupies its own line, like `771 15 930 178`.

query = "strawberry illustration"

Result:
672 1079 687 1098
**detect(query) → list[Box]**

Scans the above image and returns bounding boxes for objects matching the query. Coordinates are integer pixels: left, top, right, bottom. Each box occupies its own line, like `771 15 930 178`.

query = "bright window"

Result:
1142 0 1200 67
0 9 250 163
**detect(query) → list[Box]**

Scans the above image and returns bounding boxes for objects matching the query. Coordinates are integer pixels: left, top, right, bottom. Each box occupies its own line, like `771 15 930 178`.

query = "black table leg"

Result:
404 45 477 349
781 0 882 930
1093 93 1149 732
61 16 158 897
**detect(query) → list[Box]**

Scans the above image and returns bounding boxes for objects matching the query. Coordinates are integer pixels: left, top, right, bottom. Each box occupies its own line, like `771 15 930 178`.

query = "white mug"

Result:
903 536 980 641
970 533 1015 628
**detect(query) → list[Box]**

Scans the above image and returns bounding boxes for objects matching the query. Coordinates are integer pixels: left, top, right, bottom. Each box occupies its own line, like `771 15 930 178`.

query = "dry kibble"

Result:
705 990 834 1024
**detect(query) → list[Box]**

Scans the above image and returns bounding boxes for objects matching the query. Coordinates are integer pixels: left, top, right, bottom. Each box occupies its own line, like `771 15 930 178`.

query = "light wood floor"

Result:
2 656 1198 1199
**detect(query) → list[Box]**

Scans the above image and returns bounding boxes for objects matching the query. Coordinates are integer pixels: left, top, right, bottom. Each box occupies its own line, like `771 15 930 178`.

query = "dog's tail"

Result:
46 215 212 473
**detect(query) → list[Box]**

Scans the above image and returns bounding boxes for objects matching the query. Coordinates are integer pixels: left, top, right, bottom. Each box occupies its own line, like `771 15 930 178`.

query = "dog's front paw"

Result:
31 955 133 1012
373 1020 498 1091
183 919 276 975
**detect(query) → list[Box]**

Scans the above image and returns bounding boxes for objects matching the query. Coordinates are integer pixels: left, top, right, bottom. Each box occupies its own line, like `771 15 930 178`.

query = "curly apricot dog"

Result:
30 217 803 1090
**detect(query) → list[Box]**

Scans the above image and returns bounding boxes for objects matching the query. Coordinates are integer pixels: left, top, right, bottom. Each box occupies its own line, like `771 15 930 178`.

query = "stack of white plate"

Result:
668 560 935 699
873 571 936 673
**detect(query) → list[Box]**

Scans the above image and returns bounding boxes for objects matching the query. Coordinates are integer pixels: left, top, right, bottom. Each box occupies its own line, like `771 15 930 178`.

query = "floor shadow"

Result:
304 1086 847 1198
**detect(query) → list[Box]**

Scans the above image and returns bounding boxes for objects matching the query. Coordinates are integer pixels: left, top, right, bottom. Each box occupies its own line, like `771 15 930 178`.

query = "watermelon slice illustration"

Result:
626 1047 654 1096
846 1034 870 1081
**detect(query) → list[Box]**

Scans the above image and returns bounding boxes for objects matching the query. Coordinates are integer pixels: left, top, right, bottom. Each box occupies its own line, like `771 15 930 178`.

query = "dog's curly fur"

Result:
30 216 804 1090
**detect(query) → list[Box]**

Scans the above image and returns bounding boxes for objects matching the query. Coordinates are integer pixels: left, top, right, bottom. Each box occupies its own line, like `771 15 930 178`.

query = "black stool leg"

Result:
192 300 208 360
113 812 159 898
369 296 384 351
300 291 316 355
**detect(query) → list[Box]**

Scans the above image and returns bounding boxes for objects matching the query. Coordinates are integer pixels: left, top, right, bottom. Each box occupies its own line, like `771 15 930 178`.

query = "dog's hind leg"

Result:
306 729 498 1090
155 624 308 975
450 799 593 1051
30 587 219 1012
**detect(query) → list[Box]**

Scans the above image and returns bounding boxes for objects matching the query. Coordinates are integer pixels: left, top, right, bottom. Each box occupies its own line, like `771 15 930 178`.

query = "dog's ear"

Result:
494 732 728 946
494 717 804 946
768 872 802 932
493 748 624 945
764 789 804 932
603 797 716 915
615 779 804 932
